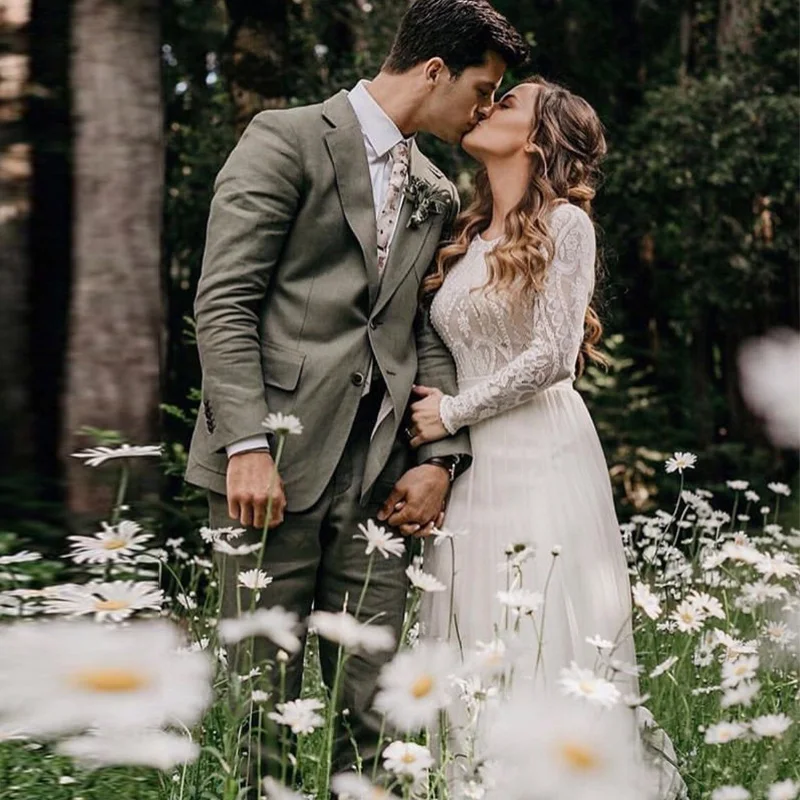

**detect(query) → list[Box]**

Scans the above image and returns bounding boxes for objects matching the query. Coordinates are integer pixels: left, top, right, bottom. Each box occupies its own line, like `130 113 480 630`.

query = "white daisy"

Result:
308 611 395 653
0 551 42 566
586 635 615 650
405 564 445 593
632 582 662 619
504 541 537 568
687 590 726 619
56 729 199 771
237 569 273 590
768 779 799 800
665 452 697 473
721 681 760 709
199 526 244 543
382 740 433 781
558 662 621 709
67 521 153 565
40 581 164 622
704 721 748 744
726 481 749 491
267 698 325 734
744 490 760 502
755 553 800 580
354 520 406 559
671 599 707 633
0 619 212 737
212 540 261 557
496 588 543 615
649 655 679 678
218 607 302 653
261 412 303 436
431 526 468 546
373 642 457 731
767 482 791 497
71 444 163 467
762 620 797 646
750 713 792 739
711 786 750 800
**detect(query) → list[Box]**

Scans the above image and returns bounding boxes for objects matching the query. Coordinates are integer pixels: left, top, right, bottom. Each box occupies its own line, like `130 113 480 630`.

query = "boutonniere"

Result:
403 176 451 229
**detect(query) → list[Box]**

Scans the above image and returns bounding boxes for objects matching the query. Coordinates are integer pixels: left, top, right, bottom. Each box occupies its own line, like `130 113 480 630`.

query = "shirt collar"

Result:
347 79 413 158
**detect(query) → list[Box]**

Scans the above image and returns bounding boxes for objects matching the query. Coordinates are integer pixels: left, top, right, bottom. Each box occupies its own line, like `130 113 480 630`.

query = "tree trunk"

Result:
717 0 759 61
222 0 292 133
0 0 32 474
63 0 163 517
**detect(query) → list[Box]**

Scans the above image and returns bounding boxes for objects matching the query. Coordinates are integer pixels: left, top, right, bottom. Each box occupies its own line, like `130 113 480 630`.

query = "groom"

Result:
186 0 527 784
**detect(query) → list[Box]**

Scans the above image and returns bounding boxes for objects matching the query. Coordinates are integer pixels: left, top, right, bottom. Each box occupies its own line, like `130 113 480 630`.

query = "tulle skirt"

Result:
421 379 638 683
420 380 687 799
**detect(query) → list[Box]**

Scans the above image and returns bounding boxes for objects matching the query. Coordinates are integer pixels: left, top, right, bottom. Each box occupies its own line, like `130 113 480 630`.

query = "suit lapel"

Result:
322 92 380 305
373 142 437 316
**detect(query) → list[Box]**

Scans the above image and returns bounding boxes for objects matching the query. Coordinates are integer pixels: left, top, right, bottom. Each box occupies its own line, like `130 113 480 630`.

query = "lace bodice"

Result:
430 203 597 434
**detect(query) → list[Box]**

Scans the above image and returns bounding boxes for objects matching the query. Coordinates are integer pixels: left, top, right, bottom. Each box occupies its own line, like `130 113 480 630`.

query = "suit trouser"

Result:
209 383 411 789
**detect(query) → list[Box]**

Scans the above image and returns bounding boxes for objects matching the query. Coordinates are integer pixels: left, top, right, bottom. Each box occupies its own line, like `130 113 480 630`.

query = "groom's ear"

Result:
423 57 448 86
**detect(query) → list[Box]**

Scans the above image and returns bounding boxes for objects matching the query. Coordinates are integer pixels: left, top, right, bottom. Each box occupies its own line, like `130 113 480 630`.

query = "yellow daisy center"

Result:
410 674 434 699
401 752 416 764
70 667 149 693
560 741 600 771
578 680 596 694
94 599 129 611
102 538 129 550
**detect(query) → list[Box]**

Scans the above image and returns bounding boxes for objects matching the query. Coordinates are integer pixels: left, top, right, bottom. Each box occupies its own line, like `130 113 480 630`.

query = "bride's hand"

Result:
408 385 449 447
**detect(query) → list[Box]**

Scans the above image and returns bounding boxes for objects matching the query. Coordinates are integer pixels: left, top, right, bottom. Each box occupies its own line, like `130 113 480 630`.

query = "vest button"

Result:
351 371 365 387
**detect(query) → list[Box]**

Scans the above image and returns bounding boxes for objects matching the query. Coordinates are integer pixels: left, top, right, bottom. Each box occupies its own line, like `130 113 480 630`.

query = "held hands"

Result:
226 451 287 529
408 385 450 448
377 464 449 537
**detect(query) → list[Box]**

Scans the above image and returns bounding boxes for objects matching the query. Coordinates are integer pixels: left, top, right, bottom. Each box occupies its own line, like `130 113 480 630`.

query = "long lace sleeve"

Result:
439 205 596 434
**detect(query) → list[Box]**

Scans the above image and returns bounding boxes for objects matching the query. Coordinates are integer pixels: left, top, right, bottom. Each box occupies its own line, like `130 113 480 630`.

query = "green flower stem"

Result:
111 462 130 524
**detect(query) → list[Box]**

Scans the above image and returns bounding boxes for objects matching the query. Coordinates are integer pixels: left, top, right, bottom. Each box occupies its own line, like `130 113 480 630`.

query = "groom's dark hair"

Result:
383 0 529 77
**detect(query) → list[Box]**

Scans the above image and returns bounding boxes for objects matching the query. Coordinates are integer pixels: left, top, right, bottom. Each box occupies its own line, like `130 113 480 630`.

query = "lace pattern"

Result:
431 203 596 434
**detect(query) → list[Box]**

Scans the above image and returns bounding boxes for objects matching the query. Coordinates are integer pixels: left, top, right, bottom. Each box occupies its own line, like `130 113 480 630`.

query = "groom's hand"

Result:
226 451 286 529
378 465 449 536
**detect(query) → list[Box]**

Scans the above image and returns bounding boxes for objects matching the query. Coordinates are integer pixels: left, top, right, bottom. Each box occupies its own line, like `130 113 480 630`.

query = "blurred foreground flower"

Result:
57 729 199 771
71 444 163 467
482 688 647 800
0 619 212 738
738 328 800 448
373 641 457 731
308 610 395 653
218 606 302 653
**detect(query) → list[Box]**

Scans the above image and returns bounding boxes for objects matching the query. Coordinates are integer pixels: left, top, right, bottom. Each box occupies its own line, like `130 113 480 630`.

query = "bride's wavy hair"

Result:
422 76 609 374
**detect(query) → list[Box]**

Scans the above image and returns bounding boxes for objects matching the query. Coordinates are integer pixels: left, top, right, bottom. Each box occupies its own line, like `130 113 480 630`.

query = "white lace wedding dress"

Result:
419 203 686 798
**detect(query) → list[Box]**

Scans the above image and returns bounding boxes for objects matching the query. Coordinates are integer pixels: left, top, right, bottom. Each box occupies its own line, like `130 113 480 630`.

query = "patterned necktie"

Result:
376 141 410 275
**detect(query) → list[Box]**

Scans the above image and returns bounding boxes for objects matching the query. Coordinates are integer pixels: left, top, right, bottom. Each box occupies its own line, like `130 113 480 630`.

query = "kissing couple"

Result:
186 0 687 797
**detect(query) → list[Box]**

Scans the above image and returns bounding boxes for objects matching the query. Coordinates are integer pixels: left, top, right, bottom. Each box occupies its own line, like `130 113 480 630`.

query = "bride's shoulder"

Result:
548 202 593 233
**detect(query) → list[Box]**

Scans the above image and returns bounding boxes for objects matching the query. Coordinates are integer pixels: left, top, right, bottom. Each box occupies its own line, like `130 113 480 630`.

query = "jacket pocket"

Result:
261 341 306 391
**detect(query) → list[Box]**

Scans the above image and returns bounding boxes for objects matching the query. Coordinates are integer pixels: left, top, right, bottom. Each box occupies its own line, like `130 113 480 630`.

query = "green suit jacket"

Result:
185 89 471 512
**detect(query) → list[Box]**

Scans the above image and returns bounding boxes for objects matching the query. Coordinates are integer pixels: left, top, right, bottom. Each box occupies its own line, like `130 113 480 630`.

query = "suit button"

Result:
369 320 377 330
351 371 365 387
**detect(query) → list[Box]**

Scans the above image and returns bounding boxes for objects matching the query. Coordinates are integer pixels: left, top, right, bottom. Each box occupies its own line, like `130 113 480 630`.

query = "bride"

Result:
407 76 686 798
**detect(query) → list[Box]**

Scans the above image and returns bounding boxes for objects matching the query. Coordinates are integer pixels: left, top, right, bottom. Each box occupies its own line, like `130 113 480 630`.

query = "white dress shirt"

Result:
227 80 412 457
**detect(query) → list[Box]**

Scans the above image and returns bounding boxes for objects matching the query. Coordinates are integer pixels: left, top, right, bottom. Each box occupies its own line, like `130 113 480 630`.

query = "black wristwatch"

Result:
424 455 461 483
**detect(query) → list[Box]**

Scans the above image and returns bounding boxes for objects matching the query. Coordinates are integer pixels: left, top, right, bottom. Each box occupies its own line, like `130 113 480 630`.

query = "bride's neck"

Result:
483 156 530 238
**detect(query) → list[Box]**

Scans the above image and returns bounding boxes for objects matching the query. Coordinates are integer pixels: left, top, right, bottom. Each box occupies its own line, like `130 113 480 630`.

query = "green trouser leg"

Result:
210 393 411 796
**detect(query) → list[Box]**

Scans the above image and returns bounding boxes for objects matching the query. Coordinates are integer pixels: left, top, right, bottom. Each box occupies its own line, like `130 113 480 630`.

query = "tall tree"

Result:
63 0 163 516
0 0 32 474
